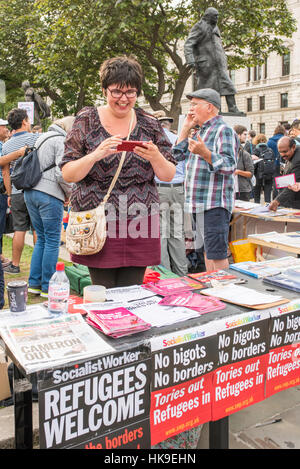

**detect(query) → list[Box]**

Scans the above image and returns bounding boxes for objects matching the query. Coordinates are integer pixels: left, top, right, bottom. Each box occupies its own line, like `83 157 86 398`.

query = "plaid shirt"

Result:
173 115 238 214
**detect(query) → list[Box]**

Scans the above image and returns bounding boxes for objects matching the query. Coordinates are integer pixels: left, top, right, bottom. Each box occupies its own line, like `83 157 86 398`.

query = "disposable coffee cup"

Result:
7 280 28 313
83 285 106 303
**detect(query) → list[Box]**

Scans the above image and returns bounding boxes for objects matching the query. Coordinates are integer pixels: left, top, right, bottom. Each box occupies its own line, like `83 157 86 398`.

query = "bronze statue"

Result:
184 7 243 115
21 81 51 125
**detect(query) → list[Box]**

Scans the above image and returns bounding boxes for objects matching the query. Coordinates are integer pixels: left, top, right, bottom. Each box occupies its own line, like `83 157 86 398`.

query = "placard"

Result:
38 345 151 449
18 101 34 124
275 173 296 189
150 324 217 445
266 300 300 398
212 311 270 420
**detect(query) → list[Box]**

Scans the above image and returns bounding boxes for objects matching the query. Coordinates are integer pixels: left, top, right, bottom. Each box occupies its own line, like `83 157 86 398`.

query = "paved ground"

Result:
198 386 300 449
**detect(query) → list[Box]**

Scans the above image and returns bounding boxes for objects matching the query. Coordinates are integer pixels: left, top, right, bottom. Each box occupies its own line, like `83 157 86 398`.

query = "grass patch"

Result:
2 235 72 309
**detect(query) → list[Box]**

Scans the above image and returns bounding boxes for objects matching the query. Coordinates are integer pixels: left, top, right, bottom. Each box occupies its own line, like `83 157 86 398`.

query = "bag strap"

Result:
42 162 57 173
37 133 65 173
35 133 64 151
102 110 135 205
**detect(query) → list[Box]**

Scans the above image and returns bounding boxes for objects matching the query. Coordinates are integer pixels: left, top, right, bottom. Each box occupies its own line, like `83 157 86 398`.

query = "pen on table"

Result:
255 418 282 428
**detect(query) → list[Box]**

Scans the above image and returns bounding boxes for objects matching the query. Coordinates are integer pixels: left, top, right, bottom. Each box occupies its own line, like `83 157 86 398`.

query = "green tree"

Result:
0 0 297 123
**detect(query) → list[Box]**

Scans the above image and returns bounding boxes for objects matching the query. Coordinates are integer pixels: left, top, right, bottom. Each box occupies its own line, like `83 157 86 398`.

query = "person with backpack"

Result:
252 133 276 204
0 109 39 274
24 117 74 298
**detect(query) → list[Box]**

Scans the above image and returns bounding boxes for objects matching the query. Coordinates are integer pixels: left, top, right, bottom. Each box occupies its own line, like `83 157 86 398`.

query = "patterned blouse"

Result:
60 106 175 218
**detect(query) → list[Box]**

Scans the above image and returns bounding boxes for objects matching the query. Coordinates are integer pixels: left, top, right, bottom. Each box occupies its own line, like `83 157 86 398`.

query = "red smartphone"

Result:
116 140 147 152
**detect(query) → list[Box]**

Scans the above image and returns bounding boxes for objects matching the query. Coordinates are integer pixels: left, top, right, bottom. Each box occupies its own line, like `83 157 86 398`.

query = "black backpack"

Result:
256 146 276 180
11 133 63 191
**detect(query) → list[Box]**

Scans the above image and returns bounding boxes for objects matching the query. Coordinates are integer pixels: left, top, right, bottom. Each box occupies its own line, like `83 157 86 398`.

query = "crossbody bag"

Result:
66 110 135 256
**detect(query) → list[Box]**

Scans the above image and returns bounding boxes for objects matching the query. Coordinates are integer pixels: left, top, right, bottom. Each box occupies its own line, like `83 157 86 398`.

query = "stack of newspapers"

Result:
86 306 151 338
0 307 114 373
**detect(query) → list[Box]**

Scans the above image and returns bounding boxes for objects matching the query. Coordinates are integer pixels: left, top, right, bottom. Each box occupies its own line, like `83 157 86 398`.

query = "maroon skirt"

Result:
71 213 161 268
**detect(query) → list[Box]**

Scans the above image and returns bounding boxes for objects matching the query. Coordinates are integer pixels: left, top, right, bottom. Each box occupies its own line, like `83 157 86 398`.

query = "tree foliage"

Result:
0 0 297 122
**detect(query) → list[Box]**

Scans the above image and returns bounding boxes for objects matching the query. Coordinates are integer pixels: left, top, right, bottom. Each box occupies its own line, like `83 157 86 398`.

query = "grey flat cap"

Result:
186 88 221 110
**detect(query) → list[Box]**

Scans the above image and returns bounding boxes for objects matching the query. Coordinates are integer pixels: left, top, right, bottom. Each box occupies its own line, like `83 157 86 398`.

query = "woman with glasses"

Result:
60 55 176 288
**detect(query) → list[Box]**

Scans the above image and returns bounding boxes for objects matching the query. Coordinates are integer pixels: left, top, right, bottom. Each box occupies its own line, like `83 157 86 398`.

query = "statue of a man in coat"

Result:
184 7 243 115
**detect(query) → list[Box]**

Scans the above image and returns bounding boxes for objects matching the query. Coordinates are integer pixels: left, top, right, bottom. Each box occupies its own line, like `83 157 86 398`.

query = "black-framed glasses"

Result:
107 88 137 99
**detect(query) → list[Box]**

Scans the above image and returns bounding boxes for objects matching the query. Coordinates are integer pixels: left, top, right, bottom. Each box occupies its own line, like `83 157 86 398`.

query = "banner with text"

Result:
266 301 300 398
38 345 151 449
150 324 217 445
212 311 270 420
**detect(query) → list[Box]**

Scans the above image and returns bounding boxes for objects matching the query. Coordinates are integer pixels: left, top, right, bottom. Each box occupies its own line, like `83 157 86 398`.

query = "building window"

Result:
259 123 266 134
259 96 265 111
247 98 252 112
247 67 251 81
282 53 290 76
254 65 262 81
281 93 288 108
229 69 235 84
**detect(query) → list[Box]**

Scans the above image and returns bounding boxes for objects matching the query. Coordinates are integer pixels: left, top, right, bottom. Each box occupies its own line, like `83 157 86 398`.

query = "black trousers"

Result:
235 192 252 202
254 178 273 204
88 266 146 289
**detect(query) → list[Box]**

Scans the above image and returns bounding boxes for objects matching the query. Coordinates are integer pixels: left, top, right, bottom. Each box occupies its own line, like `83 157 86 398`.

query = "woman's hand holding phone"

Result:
133 140 160 162
116 140 147 152
92 135 123 161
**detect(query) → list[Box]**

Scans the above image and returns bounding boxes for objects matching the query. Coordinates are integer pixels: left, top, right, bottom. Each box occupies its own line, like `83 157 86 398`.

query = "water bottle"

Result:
48 262 70 315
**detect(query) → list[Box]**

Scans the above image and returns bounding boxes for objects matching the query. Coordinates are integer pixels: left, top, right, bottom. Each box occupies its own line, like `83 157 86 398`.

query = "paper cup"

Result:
7 280 28 313
83 285 106 303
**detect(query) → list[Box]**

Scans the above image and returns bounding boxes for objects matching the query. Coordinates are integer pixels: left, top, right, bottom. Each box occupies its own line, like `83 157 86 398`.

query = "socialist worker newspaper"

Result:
0 313 114 374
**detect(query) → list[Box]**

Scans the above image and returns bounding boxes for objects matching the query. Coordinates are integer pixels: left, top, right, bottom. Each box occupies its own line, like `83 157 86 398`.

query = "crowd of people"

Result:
0 55 300 448
0 56 300 304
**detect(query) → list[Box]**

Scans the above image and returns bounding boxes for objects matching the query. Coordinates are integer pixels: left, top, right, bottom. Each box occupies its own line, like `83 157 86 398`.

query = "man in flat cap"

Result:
173 88 239 271
184 7 242 114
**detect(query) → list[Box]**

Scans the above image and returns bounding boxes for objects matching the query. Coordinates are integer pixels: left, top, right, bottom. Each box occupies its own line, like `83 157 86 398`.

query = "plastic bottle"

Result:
48 262 70 315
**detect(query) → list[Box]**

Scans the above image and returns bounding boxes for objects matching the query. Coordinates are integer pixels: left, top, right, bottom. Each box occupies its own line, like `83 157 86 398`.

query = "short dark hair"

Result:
291 119 300 130
99 55 143 96
288 137 297 148
248 130 256 138
7 108 28 130
234 125 247 136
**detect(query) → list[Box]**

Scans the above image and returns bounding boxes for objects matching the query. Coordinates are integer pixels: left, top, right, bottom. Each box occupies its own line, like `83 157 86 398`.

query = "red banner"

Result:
266 306 300 397
266 344 300 397
150 373 213 445
150 323 217 446
211 311 270 420
212 355 268 420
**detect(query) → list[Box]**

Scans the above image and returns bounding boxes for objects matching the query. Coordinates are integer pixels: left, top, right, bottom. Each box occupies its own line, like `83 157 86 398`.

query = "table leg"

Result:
209 417 229 449
13 364 33 449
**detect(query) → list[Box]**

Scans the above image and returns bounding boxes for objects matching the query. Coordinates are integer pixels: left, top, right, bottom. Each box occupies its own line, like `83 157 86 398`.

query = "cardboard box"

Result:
0 361 11 401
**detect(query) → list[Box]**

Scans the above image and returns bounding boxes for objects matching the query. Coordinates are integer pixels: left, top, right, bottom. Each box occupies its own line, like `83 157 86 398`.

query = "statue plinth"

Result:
220 113 251 130
220 111 247 117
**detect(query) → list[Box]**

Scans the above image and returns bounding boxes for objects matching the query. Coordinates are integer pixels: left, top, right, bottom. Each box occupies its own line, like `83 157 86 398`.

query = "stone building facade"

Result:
141 0 300 138
232 0 300 138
